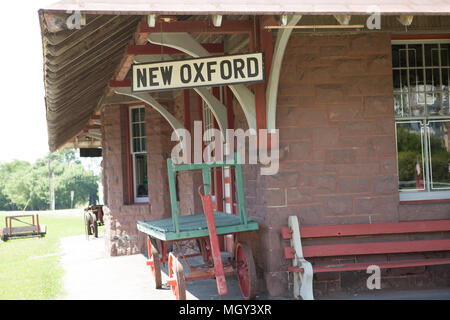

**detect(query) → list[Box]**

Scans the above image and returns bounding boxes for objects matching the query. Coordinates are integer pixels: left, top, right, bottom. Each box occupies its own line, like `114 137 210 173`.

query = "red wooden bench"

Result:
282 216 450 300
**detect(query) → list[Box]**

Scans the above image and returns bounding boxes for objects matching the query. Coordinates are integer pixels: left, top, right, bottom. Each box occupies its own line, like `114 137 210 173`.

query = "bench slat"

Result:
313 258 450 273
299 220 450 239
288 258 450 273
302 239 450 258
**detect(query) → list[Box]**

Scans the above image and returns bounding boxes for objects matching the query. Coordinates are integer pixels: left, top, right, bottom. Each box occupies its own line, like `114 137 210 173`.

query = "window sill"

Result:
399 191 450 204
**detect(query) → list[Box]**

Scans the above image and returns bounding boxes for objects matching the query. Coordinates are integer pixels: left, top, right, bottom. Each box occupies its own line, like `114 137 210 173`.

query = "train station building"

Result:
39 1 450 298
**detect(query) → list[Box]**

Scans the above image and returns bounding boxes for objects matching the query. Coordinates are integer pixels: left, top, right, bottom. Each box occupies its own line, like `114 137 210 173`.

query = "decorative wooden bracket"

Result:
266 15 302 132
114 87 185 138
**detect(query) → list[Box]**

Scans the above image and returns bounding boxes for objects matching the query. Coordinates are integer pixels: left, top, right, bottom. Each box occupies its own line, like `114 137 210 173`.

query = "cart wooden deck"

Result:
137 153 259 241
137 211 259 241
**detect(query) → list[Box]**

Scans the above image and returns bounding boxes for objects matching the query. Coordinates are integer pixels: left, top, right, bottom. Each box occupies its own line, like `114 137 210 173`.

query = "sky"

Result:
0 1 65 164
0 1 101 174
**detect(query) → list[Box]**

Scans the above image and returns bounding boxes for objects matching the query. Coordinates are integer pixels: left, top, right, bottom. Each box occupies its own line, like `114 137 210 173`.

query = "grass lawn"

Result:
0 211 86 299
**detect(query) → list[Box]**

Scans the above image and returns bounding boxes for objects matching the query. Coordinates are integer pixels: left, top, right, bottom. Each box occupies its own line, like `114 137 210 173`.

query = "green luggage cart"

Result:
137 153 259 300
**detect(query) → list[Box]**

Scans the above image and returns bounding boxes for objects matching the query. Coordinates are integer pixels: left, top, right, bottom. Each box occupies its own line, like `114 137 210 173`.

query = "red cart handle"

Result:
197 183 228 296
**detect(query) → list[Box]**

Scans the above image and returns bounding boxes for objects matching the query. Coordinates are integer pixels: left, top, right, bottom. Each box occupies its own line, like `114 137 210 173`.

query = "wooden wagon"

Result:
137 153 259 299
1 214 46 241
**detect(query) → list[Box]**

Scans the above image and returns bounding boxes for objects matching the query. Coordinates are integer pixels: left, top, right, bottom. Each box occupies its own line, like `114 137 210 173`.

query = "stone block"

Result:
328 104 363 121
312 127 340 148
311 174 337 194
299 109 328 127
338 163 379 176
260 172 299 188
373 176 397 195
286 188 312 204
364 96 395 117
258 188 286 207
338 176 372 194
276 107 300 127
324 196 353 216
325 149 356 164
367 136 396 157
354 197 380 214
315 84 345 104
288 141 313 161
340 121 376 136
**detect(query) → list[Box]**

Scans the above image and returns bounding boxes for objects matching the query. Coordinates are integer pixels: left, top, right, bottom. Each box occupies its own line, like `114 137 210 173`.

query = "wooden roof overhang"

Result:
38 2 450 152
40 13 143 151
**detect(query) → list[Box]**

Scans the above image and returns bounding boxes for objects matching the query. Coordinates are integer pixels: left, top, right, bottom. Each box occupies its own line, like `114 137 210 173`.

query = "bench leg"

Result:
288 216 314 300
293 258 314 300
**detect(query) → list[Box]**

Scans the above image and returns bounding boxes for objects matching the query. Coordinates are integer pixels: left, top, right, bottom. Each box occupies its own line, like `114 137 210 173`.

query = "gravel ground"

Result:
58 233 274 300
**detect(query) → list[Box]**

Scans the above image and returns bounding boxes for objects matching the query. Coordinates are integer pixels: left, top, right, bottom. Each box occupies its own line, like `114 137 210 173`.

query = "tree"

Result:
0 160 31 210
54 163 98 209
0 150 100 211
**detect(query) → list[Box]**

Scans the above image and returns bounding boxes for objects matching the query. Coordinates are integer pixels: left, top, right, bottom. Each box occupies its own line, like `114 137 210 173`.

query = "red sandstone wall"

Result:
257 32 450 297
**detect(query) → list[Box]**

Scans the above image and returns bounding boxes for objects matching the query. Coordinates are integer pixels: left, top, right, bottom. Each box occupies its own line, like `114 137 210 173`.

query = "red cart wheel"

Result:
147 238 162 289
168 252 186 300
235 242 257 300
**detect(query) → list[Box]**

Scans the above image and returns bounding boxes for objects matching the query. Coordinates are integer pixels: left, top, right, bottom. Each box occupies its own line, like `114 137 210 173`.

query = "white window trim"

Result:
393 39 450 202
129 105 149 203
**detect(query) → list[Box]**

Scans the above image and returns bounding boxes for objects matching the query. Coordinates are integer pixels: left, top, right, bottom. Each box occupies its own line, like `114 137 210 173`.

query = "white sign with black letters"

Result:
132 52 264 92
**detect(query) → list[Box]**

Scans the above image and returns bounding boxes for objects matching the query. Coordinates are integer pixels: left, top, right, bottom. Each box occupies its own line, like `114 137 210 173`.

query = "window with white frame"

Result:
393 40 450 201
129 106 148 203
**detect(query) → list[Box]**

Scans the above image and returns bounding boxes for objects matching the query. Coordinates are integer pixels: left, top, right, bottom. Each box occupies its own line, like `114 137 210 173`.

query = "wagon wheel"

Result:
235 242 257 300
85 212 98 238
168 252 186 300
91 214 98 238
148 240 162 289
84 212 91 236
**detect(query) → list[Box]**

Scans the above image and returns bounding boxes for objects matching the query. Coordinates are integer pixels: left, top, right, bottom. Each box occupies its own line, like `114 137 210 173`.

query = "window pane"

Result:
443 68 449 89
408 44 423 67
135 154 148 197
443 92 450 115
396 121 426 191
427 121 450 190
133 138 140 153
392 45 403 68
399 48 408 68
132 108 140 122
441 44 450 66
141 138 146 152
133 124 140 138
427 91 443 116
394 94 404 117
409 68 423 89
393 70 401 92
425 44 439 67
400 69 408 89
432 68 442 90
409 92 425 117
140 107 145 121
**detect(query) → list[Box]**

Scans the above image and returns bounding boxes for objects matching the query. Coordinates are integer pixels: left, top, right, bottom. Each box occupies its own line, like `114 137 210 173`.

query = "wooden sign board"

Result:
132 52 264 93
